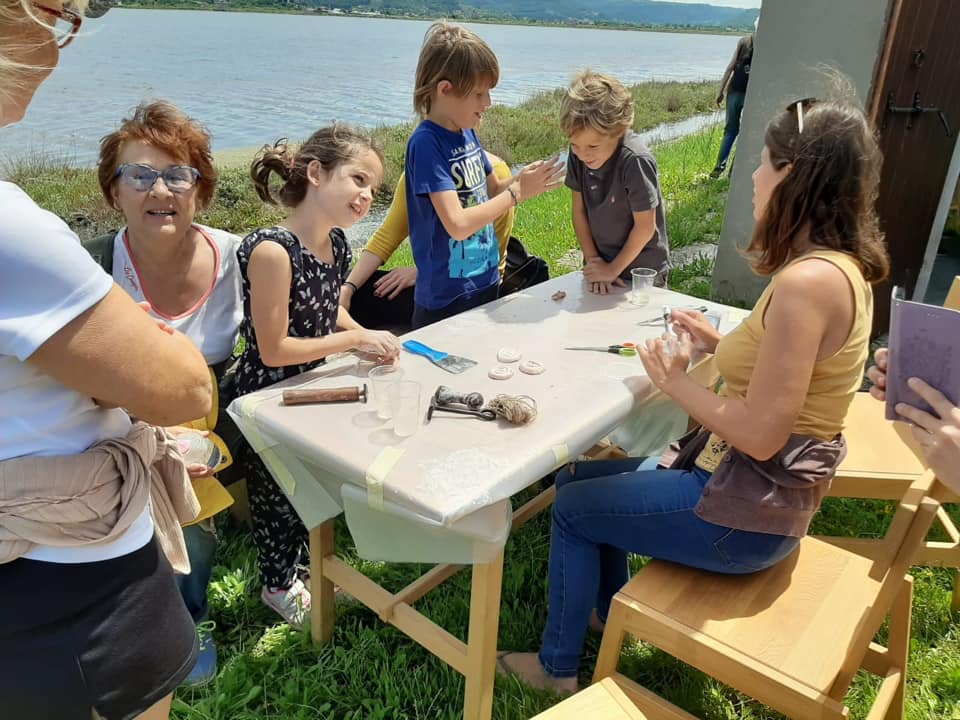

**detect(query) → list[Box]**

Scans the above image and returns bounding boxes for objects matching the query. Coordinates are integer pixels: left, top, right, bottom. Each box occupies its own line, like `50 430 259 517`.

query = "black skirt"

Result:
0 535 198 720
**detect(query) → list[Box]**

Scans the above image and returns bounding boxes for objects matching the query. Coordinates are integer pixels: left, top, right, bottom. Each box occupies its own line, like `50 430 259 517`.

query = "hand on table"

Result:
583 257 619 284
637 331 694 392
374 266 417 299
670 308 721 354
354 329 402 363
587 277 625 295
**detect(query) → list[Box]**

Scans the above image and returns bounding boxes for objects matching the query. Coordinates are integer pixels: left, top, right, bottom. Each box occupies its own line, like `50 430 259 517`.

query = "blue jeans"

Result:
176 521 217 623
538 457 800 678
713 90 746 174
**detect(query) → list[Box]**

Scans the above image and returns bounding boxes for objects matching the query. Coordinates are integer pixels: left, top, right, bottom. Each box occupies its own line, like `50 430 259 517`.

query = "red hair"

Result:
97 100 218 210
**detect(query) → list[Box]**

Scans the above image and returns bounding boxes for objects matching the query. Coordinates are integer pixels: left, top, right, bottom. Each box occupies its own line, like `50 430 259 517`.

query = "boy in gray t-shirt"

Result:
561 71 670 294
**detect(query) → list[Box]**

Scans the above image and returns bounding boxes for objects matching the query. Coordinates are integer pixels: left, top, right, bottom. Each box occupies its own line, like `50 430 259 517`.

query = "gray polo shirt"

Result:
566 130 670 280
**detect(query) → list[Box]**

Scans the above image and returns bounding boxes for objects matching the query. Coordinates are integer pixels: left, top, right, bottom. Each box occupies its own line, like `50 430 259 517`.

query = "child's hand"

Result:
374 266 418 299
588 278 625 295
354 330 402 362
670 308 721 354
583 257 618 284
516 159 565 202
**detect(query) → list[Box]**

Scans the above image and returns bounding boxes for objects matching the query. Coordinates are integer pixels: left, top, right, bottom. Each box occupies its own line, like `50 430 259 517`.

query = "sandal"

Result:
495 651 578 694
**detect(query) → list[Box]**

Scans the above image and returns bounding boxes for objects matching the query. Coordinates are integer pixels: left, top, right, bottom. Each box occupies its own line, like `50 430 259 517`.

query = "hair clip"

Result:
786 97 817 135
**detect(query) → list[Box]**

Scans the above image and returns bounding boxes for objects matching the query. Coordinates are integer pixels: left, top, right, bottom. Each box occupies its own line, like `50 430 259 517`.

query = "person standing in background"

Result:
710 18 757 179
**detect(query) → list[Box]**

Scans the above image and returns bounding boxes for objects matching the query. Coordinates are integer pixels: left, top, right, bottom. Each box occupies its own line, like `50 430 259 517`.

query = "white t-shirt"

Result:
0 181 153 563
112 224 243 364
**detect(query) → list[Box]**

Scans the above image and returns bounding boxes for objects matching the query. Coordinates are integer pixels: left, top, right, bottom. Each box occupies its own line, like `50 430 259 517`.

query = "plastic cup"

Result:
368 365 404 420
388 381 421 438
630 268 657 306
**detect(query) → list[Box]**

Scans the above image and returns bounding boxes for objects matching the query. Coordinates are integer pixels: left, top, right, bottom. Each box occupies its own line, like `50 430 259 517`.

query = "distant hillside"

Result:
128 0 759 31
338 0 759 28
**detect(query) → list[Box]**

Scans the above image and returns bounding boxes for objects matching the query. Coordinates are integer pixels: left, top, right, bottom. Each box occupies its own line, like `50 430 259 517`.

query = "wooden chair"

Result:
592 470 941 720
529 676 698 720
823 274 960 610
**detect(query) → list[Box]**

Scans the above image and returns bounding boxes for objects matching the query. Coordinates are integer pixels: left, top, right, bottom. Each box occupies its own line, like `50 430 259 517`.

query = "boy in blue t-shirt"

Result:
405 22 562 329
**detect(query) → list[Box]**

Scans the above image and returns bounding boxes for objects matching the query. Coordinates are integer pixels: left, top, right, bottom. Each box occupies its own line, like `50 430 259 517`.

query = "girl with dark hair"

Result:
236 125 401 627
500 95 891 693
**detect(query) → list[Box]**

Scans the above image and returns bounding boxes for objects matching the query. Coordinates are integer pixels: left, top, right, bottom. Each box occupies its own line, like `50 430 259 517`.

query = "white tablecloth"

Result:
228 272 743 563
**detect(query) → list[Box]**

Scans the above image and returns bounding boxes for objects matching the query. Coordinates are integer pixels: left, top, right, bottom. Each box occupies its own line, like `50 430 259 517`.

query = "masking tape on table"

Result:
236 394 295 495
365 446 405 511
261 448 297 496
236 394 270 453
552 444 569 467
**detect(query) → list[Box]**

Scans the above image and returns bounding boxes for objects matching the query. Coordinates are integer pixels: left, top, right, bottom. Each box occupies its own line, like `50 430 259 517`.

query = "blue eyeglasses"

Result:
114 163 201 193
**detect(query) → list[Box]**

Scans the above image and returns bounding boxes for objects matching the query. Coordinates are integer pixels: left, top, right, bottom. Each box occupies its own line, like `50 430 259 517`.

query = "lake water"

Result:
1 10 738 166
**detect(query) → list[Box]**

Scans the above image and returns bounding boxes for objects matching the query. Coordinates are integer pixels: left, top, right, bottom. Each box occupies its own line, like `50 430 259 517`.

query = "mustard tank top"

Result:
714 250 873 441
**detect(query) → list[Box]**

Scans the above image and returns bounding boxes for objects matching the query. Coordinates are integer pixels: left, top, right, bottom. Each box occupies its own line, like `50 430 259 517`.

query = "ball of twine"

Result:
487 394 538 425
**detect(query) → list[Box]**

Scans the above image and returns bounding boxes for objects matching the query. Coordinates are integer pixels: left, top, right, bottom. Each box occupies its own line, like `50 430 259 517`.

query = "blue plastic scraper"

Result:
402 340 478 374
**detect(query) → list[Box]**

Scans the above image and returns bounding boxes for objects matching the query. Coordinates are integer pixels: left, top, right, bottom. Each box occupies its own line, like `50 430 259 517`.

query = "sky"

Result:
651 0 762 8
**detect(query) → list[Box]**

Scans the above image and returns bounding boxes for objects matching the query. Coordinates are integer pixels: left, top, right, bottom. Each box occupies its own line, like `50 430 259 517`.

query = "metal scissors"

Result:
565 342 638 357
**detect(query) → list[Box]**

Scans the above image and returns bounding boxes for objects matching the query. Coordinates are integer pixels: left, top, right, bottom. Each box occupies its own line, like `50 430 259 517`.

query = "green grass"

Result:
9 78 960 719
176 488 960 720
6 78 718 242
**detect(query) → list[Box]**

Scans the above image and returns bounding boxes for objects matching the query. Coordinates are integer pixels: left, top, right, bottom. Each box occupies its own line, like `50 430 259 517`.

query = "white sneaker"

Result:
261 578 311 630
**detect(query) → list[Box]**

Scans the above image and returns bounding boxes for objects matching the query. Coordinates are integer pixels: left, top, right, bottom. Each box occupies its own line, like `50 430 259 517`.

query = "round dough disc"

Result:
519 360 546 375
497 347 522 363
488 365 514 380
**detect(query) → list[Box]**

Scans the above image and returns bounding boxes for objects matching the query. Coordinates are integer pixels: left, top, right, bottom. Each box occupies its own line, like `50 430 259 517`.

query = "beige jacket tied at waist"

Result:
0 422 200 572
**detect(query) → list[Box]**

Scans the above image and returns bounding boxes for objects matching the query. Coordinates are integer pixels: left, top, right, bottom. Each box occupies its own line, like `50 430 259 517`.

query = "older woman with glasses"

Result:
0 3 214 719
86 99 245 687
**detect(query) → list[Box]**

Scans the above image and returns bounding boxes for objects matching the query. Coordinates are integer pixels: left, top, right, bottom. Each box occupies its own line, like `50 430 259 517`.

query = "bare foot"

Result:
496 651 578 694
588 608 606 635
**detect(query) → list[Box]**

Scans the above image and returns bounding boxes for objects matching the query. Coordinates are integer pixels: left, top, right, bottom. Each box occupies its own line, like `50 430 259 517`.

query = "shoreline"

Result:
113 5 752 37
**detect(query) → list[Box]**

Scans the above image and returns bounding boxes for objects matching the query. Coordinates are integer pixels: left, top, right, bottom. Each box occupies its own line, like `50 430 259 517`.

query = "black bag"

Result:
500 236 549 296
657 426 711 470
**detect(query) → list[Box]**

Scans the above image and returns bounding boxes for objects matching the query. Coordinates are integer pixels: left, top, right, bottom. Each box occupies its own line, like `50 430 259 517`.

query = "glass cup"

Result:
368 365 404 420
388 381 421 438
630 267 657 306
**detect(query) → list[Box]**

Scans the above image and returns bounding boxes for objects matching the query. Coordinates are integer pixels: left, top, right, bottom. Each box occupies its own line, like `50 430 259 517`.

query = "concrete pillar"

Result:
711 0 893 305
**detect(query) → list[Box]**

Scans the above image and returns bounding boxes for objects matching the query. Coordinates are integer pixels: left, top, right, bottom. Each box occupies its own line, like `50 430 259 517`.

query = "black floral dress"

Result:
236 226 351 395
235 225 351 589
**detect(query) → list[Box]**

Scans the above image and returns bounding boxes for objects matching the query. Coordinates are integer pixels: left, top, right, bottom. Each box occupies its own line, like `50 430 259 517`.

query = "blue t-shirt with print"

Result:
405 120 498 310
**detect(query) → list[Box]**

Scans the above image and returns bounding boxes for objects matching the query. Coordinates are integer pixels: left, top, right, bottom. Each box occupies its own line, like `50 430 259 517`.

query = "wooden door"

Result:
869 0 960 333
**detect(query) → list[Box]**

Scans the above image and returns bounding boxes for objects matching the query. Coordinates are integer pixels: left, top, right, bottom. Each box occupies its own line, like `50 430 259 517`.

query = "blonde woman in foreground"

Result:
0 1 213 717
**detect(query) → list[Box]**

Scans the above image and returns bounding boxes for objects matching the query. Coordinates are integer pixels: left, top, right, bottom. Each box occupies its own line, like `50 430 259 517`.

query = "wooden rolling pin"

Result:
282 384 367 406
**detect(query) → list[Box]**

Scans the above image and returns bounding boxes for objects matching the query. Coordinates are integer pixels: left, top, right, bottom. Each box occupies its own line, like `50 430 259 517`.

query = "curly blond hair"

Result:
560 70 634 137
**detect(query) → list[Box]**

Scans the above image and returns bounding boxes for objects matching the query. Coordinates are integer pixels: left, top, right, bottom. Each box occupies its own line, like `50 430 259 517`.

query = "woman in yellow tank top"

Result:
499 96 891 693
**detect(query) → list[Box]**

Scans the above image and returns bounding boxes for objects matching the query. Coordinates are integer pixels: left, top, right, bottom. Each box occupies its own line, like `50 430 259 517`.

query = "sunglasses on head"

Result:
30 0 111 48
114 163 201 193
785 97 818 134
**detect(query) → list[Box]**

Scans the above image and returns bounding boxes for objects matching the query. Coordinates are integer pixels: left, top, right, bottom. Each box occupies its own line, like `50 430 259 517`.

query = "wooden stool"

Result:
530 675 697 720
593 471 942 720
